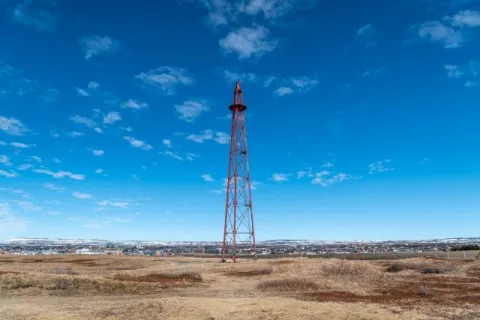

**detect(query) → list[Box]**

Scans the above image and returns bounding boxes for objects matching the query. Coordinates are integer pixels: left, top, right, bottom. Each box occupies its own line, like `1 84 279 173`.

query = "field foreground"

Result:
0 255 479 319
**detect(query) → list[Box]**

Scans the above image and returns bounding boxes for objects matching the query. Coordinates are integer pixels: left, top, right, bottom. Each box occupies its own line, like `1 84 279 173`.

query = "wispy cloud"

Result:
95 169 104 174
0 155 12 166
14 200 41 212
72 191 93 199
368 159 396 174
187 129 229 144
175 100 210 122
121 99 148 110
80 35 120 60
89 149 104 156
0 203 27 234
223 69 256 83
135 67 194 95
44 183 64 192
68 131 85 138
10 142 33 149
162 139 172 148
33 169 85 180
123 136 153 151
271 173 291 182
30 156 42 163
97 200 130 209
444 61 480 87
407 10 480 49
219 26 278 60
201 174 214 182
75 87 90 97
70 115 96 128
356 23 377 47
273 76 319 96
103 111 121 124
363 67 388 78
0 170 17 178
311 170 353 186
11 0 57 31
159 151 184 161
0 116 30 136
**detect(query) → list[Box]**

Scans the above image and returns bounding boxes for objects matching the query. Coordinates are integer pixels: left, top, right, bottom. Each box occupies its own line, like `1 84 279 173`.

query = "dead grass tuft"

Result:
321 259 373 277
225 266 273 277
258 278 319 292
385 260 457 274
45 268 79 276
113 271 202 283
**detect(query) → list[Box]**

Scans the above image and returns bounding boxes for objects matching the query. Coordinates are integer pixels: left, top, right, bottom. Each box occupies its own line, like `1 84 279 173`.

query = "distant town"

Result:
1 237 479 257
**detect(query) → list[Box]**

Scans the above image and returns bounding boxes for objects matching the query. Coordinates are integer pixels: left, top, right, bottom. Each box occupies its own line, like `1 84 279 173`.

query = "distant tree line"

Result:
450 245 480 251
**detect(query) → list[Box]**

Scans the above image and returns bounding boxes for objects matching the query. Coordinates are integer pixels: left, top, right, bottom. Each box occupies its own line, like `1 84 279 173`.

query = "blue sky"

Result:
0 0 479 242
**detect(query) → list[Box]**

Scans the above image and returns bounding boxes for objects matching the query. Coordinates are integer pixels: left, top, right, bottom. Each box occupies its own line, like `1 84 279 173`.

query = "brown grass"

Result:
0 255 479 319
258 278 319 292
113 271 202 283
225 266 273 277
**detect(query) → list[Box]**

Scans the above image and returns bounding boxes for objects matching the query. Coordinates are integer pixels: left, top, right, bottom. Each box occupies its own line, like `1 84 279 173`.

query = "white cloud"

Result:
95 169 104 174
201 174 214 182
356 24 377 47
72 191 93 199
135 66 194 95
0 155 12 166
449 10 480 27
159 151 183 161
296 167 313 179
88 81 99 89
175 100 210 122
70 115 96 128
219 26 278 60
465 80 479 87
411 20 465 48
0 141 5 146
263 76 276 87
52 158 61 164
312 170 352 186
0 116 29 136
121 99 148 110
323 162 335 168
271 173 290 182
444 64 463 78
30 156 42 163
47 211 60 216
163 139 172 147
187 129 230 144
123 136 153 151
223 69 256 83
68 131 85 138
75 87 90 97
273 86 294 96
17 164 32 171
185 153 200 161
50 131 60 138
0 170 17 178
97 200 130 209
94 127 103 134
44 183 64 192
33 169 85 180
10 142 33 149
80 35 120 60
90 149 104 156
12 1 56 31
14 200 41 212
368 159 396 174
103 111 121 124
363 67 388 78
273 76 319 96
237 0 316 19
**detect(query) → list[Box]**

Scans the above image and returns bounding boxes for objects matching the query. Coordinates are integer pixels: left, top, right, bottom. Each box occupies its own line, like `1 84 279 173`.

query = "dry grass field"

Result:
0 254 479 319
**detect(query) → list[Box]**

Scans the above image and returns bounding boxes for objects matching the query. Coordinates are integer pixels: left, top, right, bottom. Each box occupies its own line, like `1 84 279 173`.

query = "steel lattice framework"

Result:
221 82 257 263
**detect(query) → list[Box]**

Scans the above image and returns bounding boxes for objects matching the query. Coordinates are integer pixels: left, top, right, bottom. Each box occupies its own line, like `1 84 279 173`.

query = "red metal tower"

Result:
221 82 257 263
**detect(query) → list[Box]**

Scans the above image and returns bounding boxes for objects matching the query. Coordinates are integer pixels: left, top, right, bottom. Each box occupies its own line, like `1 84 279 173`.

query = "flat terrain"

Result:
0 254 479 319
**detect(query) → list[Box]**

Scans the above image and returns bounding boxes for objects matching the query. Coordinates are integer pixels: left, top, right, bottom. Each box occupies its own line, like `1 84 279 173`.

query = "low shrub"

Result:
225 266 273 277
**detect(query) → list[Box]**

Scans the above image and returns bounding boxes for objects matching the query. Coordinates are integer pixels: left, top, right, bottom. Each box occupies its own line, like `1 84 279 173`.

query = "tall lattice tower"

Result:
221 82 257 263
